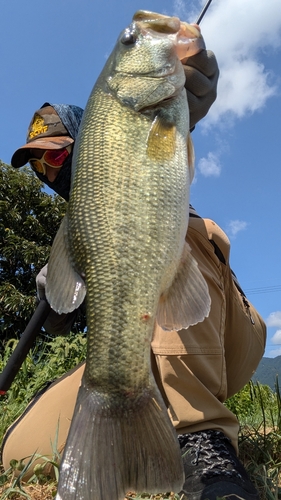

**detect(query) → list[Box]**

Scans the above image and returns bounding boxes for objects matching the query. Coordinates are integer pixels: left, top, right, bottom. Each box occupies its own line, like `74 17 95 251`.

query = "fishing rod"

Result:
195 0 213 24
0 299 51 395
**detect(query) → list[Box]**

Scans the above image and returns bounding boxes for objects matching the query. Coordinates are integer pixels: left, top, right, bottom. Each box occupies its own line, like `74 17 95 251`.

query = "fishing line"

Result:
195 0 214 24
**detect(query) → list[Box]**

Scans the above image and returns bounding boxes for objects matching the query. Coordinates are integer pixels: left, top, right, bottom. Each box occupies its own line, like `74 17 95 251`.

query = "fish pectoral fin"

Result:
147 116 176 162
187 132 195 182
46 214 86 314
157 242 211 331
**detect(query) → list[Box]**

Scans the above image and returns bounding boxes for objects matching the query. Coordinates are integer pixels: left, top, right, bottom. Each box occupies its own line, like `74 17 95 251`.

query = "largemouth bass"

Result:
46 10 210 500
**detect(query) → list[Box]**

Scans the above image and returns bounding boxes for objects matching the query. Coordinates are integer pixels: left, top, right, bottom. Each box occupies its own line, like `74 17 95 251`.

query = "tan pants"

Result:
1 216 266 474
152 216 266 451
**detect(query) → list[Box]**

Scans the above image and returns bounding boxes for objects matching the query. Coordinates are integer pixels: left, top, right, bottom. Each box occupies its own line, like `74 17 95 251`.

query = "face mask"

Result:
34 153 72 201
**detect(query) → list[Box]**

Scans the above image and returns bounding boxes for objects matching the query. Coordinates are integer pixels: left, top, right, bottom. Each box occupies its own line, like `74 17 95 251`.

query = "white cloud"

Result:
206 61 277 127
197 151 221 176
225 219 248 238
199 0 281 127
267 311 281 327
172 0 198 21
268 347 281 358
173 0 281 128
271 330 281 345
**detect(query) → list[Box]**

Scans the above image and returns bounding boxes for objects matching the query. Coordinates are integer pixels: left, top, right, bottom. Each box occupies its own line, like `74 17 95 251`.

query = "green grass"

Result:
226 380 281 499
0 335 281 499
0 332 87 446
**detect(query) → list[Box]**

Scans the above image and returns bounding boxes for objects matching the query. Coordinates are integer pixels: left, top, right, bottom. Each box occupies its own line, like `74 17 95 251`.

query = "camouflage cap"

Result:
11 103 84 168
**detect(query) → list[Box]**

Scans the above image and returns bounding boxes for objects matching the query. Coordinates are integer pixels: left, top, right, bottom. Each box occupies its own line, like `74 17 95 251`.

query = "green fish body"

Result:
46 10 210 500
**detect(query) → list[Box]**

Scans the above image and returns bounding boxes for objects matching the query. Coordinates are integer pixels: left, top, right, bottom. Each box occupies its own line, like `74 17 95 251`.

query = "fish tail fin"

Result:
56 379 184 500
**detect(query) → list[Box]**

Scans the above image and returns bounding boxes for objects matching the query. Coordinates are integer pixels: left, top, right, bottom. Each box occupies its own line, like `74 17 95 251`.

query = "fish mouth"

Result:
138 90 182 113
133 10 182 34
115 63 177 79
140 62 177 78
133 10 205 60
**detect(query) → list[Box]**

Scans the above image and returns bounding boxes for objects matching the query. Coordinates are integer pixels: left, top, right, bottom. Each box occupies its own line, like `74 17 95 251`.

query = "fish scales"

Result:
70 88 190 390
46 10 210 500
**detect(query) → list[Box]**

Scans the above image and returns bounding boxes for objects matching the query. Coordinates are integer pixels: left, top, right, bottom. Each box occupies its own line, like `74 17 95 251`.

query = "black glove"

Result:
183 49 219 129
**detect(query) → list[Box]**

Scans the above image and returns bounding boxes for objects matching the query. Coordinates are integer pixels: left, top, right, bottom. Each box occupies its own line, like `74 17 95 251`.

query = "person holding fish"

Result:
4 12 266 500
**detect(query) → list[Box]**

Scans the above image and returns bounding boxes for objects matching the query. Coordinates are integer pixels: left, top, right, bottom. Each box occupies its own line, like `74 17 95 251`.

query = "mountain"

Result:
251 356 281 391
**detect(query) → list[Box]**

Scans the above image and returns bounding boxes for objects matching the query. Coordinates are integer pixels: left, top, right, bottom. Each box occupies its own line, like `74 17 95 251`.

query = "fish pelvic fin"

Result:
46 214 86 314
56 378 184 500
157 242 211 331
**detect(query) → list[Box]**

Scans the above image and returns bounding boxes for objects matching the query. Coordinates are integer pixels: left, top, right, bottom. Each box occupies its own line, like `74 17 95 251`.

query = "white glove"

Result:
36 264 48 301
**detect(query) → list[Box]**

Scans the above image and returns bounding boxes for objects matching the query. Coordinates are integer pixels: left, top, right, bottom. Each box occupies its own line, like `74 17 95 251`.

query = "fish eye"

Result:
121 28 137 46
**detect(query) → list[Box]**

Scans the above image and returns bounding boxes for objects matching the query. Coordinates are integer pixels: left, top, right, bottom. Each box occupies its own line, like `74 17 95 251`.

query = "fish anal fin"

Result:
46 214 86 314
157 242 211 331
147 116 176 162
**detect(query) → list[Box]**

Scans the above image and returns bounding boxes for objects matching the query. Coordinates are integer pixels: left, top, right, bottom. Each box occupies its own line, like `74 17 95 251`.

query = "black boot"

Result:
178 430 259 500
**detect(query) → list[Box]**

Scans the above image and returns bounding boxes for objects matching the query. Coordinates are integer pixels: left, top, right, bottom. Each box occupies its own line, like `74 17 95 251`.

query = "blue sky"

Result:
1 0 281 357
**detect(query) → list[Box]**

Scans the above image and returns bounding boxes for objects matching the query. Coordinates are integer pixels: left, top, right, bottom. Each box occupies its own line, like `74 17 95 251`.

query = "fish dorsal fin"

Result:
147 116 176 162
157 242 211 331
46 214 86 314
